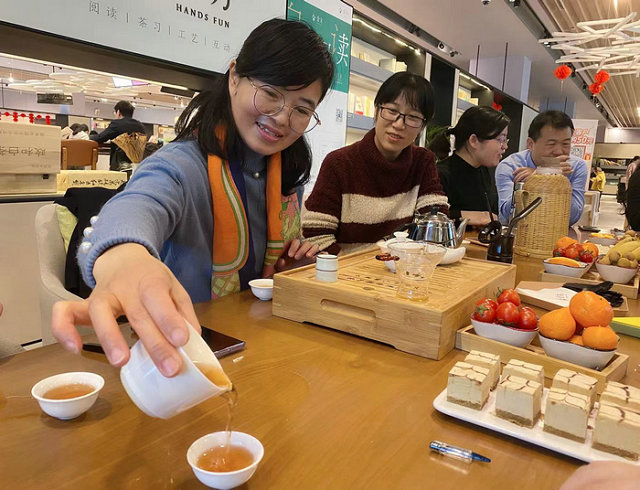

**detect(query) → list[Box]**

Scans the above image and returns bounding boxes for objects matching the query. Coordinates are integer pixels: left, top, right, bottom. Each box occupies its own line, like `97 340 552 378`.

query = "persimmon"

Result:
539 307 576 341
555 236 578 249
569 291 613 328
582 326 618 350
568 335 584 346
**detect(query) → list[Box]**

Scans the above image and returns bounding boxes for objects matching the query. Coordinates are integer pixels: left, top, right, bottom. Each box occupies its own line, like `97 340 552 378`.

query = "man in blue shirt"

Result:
496 111 587 225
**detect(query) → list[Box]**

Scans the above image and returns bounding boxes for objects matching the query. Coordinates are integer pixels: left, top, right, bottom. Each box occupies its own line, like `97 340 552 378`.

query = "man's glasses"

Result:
249 79 320 134
377 106 426 128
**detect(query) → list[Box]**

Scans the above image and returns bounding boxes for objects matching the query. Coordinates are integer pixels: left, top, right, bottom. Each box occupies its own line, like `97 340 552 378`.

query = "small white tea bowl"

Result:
187 431 264 490
31 371 104 420
248 279 274 301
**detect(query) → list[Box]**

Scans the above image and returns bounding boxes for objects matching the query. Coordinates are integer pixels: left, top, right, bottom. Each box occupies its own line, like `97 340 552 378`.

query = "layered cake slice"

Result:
502 359 544 386
600 381 640 412
592 402 640 460
543 388 590 442
464 350 500 389
552 369 598 409
447 361 491 410
495 375 542 428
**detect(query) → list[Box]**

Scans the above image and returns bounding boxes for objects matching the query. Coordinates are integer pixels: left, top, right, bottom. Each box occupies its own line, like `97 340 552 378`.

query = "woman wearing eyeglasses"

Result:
430 106 510 225
51 19 334 377
302 72 449 255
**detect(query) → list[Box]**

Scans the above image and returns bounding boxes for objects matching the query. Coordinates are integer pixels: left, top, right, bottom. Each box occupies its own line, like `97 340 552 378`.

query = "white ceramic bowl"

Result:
470 317 538 348
439 247 465 265
595 260 638 284
538 334 617 370
587 236 617 246
187 431 264 490
31 372 104 420
248 279 274 301
542 259 591 278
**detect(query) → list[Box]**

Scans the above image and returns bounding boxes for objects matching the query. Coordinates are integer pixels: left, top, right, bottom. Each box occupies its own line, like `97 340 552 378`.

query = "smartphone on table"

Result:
200 327 246 359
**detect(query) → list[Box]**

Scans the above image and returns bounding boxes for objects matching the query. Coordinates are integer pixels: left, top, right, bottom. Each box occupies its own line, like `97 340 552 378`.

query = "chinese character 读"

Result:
107 6 117 19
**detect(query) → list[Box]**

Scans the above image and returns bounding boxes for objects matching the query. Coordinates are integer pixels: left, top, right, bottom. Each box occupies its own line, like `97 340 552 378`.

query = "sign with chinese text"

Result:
287 0 352 190
1 0 285 74
0 121 61 174
571 119 598 189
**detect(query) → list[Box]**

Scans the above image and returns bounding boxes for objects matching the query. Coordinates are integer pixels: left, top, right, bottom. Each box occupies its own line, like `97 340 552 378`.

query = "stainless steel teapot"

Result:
410 206 469 248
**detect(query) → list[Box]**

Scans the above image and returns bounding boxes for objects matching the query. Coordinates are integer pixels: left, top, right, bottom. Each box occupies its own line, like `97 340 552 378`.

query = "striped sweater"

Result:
302 129 449 254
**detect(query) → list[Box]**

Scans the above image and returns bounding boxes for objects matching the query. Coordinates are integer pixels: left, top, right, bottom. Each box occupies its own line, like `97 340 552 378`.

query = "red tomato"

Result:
476 298 498 311
564 243 583 260
473 303 497 323
497 289 521 306
518 306 538 330
553 247 565 257
579 249 595 263
496 302 520 326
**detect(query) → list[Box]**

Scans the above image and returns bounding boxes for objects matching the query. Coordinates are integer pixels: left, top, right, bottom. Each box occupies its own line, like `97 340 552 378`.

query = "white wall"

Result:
605 128 640 144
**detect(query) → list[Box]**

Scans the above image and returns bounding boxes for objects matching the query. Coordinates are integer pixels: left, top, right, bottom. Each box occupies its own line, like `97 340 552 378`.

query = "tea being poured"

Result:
43 383 95 400
194 361 232 390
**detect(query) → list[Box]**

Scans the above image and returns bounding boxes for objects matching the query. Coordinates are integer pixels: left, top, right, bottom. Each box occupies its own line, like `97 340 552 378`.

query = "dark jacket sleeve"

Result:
90 121 121 144
627 169 640 230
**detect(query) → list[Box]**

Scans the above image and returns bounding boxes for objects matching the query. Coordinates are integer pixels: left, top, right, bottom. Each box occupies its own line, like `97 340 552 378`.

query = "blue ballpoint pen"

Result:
429 440 491 463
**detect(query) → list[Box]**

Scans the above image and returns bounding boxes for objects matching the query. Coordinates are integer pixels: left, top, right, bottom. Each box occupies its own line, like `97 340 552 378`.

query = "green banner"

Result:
287 0 352 94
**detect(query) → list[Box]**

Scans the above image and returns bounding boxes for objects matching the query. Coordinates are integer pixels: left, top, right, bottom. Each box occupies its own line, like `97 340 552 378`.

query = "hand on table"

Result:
274 238 319 272
52 243 200 377
560 461 640 490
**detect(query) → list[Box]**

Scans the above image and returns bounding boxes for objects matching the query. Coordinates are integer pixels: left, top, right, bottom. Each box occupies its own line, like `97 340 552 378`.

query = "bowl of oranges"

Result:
538 290 618 369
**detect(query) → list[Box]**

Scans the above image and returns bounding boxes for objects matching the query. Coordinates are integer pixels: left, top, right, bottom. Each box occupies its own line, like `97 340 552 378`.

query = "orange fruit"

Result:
569 291 613 328
582 326 618 350
547 257 582 267
555 236 578 249
568 335 584 346
539 307 576 341
582 243 599 258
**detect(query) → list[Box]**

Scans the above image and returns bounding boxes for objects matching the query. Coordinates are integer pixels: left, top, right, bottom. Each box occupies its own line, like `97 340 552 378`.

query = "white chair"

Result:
34 204 85 345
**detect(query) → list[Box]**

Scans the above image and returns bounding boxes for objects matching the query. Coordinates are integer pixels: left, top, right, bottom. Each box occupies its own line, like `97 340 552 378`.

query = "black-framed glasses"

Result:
248 79 321 134
377 106 426 128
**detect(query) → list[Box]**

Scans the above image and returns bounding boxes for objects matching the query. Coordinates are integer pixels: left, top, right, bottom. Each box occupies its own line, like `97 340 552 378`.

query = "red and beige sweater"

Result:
302 129 449 254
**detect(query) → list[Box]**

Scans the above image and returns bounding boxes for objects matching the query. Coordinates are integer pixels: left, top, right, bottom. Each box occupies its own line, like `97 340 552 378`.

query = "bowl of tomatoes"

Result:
471 289 538 348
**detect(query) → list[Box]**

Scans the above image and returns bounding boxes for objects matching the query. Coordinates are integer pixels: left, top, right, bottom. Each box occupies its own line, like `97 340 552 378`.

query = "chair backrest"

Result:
61 139 98 170
34 204 83 345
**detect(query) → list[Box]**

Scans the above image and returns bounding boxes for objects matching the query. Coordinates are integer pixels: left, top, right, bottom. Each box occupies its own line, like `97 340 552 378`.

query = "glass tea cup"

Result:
388 242 446 301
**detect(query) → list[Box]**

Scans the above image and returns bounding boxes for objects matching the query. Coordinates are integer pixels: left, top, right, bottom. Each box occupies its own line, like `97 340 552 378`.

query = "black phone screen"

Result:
200 327 246 359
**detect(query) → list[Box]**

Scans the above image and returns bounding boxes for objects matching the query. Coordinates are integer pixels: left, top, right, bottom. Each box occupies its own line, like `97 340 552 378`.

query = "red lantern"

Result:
36 114 42 119
589 82 604 95
554 65 572 80
45 115 51 125
594 70 610 84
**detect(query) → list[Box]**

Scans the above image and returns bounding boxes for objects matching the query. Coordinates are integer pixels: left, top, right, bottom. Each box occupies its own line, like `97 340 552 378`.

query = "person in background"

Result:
430 106 509 225
496 110 587 225
52 19 334 378
625 163 640 230
61 123 78 140
302 72 448 255
626 155 640 181
69 123 90 140
590 166 606 192
90 100 147 170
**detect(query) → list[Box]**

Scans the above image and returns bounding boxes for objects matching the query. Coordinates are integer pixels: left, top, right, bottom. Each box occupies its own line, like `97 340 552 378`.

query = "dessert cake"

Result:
446 361 491 410
495 375 542 428
552 369 598 409
592 402 640 460
543 388 590 442
502 359 544 386
599 381 640 412
464 350 500 389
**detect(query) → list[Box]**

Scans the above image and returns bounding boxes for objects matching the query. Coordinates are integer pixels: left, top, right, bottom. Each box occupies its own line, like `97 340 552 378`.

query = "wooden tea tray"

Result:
455 325 628 392
539 270 639 299
516 281 629 316
273 249 516 360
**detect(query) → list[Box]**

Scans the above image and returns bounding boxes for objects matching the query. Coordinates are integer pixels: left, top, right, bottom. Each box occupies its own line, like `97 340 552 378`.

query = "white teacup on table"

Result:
120 321 232 419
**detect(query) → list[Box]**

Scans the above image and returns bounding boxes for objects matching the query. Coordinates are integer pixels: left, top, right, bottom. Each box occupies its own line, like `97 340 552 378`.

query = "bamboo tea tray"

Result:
273 249 516 360
539 270 639 299
455 325 628 392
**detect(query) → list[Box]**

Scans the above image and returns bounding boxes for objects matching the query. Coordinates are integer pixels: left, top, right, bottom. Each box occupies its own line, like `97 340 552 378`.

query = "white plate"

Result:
433 388 640 464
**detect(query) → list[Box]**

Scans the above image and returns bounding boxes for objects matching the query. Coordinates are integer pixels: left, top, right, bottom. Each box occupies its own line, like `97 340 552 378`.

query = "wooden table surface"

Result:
2 244 640 489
